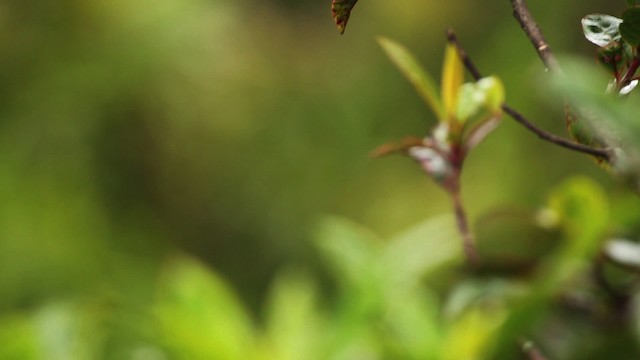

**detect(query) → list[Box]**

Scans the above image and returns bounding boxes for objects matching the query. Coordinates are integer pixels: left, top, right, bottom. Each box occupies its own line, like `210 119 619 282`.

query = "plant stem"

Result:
510 0 560 73
621 57 640 86
445 29 612 161
450 183 478 266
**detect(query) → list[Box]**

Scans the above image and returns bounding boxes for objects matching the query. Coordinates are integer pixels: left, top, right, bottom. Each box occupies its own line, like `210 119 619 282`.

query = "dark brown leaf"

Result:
331 0 358 34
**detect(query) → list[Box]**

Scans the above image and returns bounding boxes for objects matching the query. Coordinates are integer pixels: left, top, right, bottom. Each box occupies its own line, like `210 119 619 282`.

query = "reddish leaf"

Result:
331 0 358 34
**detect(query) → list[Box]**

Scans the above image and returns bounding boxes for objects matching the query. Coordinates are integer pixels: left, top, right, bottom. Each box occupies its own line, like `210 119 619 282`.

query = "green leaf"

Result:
154 256 254 360
331 0 358 34
0 314 39 359
33 301 106 360
384 214 461 287
549 57 640 190
314 216 384 290
377 36 445 120
485 177 609 359
455 76 504 123
441 44 464 121
629 0 639 6
264 270 323 360
546 176 609 242
456 83 482 122
549 57 640 144
382 288 442 359
479 77 506 112
620 7 640 47
581 14 623 47
440 306 507 359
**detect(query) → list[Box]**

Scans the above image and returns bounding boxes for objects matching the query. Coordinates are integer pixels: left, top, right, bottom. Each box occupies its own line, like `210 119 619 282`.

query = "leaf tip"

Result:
331 0 358 35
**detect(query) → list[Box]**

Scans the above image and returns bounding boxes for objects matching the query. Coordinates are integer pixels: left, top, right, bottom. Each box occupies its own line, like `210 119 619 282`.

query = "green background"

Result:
0 0 638 358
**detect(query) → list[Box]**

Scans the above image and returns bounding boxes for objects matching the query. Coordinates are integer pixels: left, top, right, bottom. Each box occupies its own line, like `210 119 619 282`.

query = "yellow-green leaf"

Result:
155 256 254 360
441 44 464 121
455 76 504 124
377 36 444 120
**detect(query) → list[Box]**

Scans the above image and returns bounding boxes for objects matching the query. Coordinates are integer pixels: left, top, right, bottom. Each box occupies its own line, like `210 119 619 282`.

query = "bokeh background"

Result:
0 0 637 358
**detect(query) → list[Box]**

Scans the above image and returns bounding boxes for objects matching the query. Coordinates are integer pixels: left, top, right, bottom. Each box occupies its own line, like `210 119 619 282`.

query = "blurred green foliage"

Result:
1 0 640 358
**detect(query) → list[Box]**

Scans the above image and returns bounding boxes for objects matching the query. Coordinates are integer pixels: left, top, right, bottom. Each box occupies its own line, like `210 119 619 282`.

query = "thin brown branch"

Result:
510 0 560 72
621 57 640 86
502 105 611 160
451 187 478 266
446 29 612 161
446 29 482 80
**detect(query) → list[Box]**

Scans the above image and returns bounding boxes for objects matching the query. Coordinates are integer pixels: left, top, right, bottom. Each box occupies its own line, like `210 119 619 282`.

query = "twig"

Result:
621 57 640 86
446 30 482 80
510 0 560 73
451 186 478 266
446 29 612 161
502 106 611 160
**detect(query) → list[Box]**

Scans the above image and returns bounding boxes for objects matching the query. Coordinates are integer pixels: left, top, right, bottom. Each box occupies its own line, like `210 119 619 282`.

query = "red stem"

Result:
449 169 478 266
621 57 640 87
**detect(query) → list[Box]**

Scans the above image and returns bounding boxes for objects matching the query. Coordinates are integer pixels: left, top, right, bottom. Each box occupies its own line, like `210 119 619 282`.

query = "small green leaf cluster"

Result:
376 37 504 192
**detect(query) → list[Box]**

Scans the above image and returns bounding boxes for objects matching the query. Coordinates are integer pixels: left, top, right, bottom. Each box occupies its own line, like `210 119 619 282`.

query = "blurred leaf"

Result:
264 270 323 360
441 281 529 359
380 216 458 357
384 214 461 289
314 216 383 290
565 104 606 149
443 280 527 321
486 177 609 358
331 0 358 34
441 44 464 121
382 288 442 359
581 14 623 47
548 57 640 167
0 314 38 360
328 333 381 360
531 177 609 299
620 7 640 47
32 302 105 360
629 0 640 6
377 37 445 120
546 177 608 242
154 256 254 360
316 215 459 359
440 306 508 360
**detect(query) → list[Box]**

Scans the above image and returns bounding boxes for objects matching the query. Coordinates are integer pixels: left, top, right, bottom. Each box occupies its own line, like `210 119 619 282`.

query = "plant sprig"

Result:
374 36 505 265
